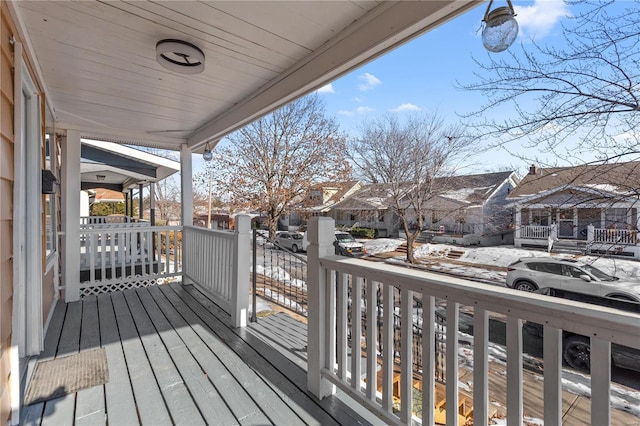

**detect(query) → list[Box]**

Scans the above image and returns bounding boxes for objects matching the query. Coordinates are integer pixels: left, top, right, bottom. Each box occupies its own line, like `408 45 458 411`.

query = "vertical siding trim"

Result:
9 39 23 426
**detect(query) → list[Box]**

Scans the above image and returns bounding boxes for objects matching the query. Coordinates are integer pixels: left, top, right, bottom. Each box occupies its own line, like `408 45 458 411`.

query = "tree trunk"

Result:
400 218 418 264
268 211 279 240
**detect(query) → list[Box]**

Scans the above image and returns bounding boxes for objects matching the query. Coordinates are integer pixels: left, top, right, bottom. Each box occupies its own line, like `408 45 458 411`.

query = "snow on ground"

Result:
363 238 640 282
362 238 404 254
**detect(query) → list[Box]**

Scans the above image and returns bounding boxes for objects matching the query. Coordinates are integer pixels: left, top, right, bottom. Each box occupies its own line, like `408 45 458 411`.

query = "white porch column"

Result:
307 216 336 399
231 215 250 328
180 144 193 226
514 207 522 247
62 130 81 302
149 183 156 226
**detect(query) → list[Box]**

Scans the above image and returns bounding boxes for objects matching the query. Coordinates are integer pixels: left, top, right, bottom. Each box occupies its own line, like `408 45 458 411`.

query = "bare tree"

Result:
214 94 351 238
460 0 640 166
348 113 471 263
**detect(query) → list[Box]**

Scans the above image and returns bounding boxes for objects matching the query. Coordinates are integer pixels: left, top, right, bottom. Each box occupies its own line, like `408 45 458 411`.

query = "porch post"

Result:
149 183 156 226
231 215 250 328
514 207 522 247
138 183 144 219
180 144 193 226
307 216 336 399
62 130 81 302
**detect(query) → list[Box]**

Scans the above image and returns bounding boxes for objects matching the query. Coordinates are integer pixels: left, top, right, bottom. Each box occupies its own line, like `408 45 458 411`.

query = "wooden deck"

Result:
20 283 372 425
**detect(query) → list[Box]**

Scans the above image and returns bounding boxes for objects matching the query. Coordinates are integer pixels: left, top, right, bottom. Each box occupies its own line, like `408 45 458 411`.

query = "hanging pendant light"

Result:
203 141 213 162
482 0 518 53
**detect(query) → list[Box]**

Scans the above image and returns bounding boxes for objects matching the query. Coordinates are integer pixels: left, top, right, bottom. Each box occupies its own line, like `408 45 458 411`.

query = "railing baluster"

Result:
506 316 523 425
446 302 459 426
473 307 489 425
351 276 362 390
381 283 394 412
366 280 377 401
337 272 348 381
543 325 562 424
422 295 435 426
400 288 413 423
591 337 611 426
327 268 337 378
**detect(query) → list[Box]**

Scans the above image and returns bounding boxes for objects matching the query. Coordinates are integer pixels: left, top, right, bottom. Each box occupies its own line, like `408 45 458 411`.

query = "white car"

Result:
334 231 366 257
506 257 640 302
274 231 307 253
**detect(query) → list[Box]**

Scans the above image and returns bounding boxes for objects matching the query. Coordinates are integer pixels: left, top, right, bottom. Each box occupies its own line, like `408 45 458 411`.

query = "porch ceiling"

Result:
10 1 481 152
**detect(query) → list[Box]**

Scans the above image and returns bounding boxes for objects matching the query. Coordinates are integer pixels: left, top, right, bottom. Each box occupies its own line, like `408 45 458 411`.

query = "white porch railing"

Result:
593 227 638 245
306 217 640 425
520 225 551 239
182 215 250 327
79 225 182 296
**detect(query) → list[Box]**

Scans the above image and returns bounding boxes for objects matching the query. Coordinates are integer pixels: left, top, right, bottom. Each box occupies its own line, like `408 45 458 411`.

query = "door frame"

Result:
11 40 44 424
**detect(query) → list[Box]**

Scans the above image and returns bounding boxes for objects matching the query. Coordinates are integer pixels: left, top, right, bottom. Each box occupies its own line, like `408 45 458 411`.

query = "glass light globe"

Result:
482 6 518 53
203 149 213 162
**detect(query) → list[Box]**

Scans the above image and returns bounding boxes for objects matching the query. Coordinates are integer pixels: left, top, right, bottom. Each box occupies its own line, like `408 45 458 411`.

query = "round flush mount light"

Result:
482 1 518 53
156 39 205 74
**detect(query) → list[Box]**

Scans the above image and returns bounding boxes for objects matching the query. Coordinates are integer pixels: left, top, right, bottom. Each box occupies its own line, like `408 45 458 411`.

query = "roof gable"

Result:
507 162 640 202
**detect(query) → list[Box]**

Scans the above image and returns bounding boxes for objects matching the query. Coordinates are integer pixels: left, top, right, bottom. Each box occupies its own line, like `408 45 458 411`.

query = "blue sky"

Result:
314 0 575 175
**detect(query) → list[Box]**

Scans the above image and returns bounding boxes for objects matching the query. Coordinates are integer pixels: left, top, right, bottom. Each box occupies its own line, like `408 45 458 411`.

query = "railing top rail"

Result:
80 225 182 234
183 225 235 239
319 255 640 348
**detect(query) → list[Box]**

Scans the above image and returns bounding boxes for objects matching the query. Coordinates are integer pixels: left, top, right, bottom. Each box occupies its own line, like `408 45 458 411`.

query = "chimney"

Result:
529 164 537 175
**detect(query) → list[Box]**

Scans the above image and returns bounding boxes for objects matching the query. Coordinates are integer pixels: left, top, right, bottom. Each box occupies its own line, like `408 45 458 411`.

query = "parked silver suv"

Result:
506 257 640 302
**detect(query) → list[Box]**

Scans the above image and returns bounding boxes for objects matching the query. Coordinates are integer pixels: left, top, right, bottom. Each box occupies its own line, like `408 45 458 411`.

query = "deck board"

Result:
177 285 351 426
40 301 82 426
110 291 173 424
143 286 244 425
160 285 303 425
75 295 106 425
123 289 206 424
96 293 139 426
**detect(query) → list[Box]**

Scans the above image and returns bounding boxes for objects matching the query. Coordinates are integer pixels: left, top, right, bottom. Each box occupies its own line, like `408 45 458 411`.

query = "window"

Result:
431 210 441 224
605 208 628 229
531 209 550 226
44 133 56 257
528 262 562 275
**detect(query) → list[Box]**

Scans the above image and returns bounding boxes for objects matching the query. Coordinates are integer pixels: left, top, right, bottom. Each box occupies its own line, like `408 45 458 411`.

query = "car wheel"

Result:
563 335 591 371
291 244 298 253
515 281 538 292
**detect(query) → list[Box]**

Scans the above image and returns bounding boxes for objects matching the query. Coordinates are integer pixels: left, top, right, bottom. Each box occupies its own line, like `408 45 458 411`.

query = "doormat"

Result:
24 348 109 405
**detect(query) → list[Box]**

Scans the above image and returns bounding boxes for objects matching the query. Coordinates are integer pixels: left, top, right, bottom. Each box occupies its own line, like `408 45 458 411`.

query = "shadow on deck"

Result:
20 283 371 425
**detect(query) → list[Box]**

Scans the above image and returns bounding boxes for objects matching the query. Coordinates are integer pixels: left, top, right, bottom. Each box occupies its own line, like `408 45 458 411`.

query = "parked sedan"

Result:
506 257 640 301
274 231 307 253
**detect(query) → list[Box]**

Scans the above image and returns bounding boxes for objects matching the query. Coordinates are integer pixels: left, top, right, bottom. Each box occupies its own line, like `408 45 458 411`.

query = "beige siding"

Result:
0 1 14 423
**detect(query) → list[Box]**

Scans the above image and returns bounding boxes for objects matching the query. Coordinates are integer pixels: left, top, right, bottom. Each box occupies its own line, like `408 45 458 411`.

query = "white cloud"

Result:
358 73 382 91
515 0 570 40
316 83 335 94
352 96 363 103
338 110 355 116
390 103 422 112
356 106 375 114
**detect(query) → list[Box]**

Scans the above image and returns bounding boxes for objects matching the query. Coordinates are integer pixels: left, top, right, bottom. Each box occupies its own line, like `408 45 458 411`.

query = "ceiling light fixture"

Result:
96 175 106 181
156 39 205 74
202 141 213 162
481 0 518 53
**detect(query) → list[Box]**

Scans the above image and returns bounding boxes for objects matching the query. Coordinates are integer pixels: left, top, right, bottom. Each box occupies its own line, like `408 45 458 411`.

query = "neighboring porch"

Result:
514 206 640 259
20 283 369 426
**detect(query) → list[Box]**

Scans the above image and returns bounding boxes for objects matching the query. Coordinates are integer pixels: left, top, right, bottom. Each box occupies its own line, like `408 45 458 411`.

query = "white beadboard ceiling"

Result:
11 1 482 153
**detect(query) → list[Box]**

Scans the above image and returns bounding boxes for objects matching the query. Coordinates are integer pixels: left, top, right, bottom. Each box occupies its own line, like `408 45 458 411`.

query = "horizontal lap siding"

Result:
0 2 15 424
